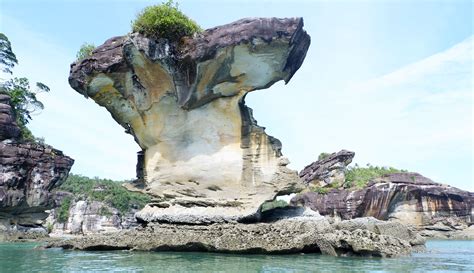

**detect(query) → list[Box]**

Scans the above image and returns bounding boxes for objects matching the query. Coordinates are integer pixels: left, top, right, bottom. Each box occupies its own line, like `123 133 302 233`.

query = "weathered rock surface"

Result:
0 94 20 140
69 18 310 223
292 172 473 237
0 94 74 240
46 197 138 235
46 216 423 257
299 150 354 187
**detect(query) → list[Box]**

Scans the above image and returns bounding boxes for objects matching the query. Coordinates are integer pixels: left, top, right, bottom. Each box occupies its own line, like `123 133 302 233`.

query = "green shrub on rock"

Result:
131 0 202 41
344 163 406 189
58 197 71 223
58 174 151 215
261 199 288 212
76 43 95 61
318 152 331 161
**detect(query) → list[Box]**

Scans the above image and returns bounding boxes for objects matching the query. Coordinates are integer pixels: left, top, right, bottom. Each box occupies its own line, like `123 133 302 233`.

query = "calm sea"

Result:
0 240 472 272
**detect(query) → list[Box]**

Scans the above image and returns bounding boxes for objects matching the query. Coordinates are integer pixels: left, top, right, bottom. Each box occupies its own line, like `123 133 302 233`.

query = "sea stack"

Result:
68 18 311 223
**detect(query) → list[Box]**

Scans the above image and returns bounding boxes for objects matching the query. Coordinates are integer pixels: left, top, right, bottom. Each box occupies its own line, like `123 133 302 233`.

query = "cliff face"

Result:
292 154 473 235
69 18 310 223
46 195 138 235
0 94 74 238
299 150 355 187
0 95 21 140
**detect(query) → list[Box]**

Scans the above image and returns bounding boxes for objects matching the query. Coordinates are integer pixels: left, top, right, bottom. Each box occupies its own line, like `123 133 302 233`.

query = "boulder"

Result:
299 150 354 187
68 18 311 223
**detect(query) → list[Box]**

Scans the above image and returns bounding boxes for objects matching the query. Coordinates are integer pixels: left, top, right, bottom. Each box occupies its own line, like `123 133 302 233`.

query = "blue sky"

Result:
1 0 472 191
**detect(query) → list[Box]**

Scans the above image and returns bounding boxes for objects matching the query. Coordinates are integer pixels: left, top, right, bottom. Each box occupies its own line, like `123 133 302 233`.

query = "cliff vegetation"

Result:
131 0 202 41
57 174 151 216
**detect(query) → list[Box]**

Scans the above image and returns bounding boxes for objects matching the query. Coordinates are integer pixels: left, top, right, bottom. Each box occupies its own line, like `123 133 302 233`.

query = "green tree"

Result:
0 33 49 140
0 33 18 74
76 43 95 61
318 152 331 161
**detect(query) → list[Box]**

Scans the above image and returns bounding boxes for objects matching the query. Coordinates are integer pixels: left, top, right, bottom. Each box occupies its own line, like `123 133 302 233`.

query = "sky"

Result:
0 0 472 191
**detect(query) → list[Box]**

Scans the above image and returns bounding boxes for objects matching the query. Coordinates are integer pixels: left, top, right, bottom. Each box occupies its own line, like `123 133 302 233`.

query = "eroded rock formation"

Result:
292 171 473 238
69 18 310 223
46 197 138 235
300 150 355 187
0 95 20 141
0 95 74 239
46 215 424 257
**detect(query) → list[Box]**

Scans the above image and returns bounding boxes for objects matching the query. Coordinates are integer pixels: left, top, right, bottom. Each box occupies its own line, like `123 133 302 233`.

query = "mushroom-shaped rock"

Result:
69 17 311 223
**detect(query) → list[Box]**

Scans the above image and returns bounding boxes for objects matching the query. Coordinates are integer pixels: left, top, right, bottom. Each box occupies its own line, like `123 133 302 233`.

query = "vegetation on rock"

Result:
318 152 330 161
0 33 49 141
312 186 330 194
261 199 288 212
76 43 95 61
344 163 406 189
131 0 202 41
58 196 72 223
58 174 151 215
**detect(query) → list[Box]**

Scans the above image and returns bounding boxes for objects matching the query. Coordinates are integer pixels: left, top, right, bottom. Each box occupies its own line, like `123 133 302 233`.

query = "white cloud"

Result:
279 36 473 191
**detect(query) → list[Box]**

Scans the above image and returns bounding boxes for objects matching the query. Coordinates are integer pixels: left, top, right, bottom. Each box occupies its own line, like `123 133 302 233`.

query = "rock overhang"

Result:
68 17 311 224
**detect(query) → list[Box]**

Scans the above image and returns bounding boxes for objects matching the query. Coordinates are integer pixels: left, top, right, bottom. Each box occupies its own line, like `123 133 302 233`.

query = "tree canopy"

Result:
0 33 49 141
0 33 18 74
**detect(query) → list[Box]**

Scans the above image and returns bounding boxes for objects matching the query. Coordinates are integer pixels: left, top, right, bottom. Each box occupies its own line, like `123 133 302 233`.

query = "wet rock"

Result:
46 216 421 257
68 17 310 223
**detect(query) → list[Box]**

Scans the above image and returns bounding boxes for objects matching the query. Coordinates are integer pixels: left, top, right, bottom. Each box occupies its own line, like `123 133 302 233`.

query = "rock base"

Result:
46 215 425 257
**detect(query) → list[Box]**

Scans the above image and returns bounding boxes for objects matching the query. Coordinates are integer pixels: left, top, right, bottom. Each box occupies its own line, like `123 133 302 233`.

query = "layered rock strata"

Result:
46 196 138 236
46 215 424 257
292 172 473 238
69 18 310 223
0 94 20 140
0 94 74 240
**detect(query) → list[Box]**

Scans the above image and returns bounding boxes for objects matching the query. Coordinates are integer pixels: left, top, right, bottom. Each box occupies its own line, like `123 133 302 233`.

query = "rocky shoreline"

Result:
45 213 425 258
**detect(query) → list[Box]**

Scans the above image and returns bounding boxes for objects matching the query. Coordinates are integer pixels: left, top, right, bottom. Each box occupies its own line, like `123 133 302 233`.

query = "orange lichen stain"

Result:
132 52 174 107
195 48 230 98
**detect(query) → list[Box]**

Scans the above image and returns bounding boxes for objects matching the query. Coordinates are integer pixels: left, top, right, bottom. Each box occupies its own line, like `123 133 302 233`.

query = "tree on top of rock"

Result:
0 33 50 141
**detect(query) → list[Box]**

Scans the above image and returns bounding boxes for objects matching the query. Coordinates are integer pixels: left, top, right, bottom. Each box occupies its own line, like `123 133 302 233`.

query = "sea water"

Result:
0 240 472 272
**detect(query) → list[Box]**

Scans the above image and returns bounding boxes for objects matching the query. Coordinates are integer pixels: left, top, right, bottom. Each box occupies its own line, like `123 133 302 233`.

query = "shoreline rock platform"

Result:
46 213 425 258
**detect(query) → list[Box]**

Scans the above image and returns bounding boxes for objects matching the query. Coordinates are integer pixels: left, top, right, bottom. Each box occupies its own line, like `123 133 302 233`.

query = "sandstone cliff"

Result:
68 18 310 223
46 197 138 235
0 94 74 240
292 151 473 238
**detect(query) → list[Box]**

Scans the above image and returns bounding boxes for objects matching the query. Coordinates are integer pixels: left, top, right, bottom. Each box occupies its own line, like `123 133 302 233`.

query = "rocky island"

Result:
1 4 472 259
